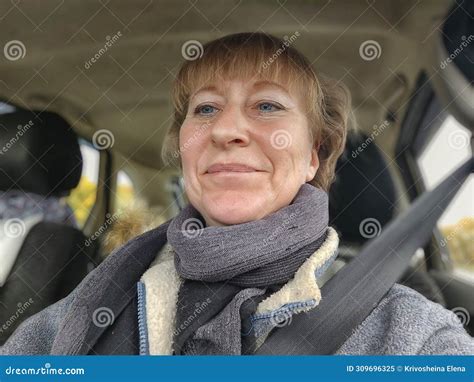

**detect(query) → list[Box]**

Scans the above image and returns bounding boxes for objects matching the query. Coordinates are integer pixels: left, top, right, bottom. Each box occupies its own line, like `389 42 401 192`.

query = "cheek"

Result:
179 125 201 184
179 122 214 200
286 118 312 165
259 119 310 175
179 123 205 166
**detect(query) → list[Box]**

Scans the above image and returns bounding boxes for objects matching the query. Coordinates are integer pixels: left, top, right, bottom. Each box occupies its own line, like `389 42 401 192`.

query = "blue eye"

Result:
258 102 281 112
195 105 217 115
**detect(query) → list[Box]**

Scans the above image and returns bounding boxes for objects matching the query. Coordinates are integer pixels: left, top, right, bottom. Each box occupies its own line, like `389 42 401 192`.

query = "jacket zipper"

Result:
137 281 149 355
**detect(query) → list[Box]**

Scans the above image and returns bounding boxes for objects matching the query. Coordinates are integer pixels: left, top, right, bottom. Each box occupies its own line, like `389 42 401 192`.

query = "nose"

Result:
210 105 250 149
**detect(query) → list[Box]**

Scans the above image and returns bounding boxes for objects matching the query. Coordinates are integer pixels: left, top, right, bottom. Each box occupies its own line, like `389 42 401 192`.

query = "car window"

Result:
66 139 100 227
0 101 15 114
416 115 473 278
115 169 136 213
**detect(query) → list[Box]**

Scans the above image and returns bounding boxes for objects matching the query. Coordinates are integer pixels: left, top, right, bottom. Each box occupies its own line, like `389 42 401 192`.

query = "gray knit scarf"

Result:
167 183 329 355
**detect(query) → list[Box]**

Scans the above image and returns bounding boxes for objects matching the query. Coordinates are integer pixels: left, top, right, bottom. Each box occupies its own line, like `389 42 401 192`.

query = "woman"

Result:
2 33 473 355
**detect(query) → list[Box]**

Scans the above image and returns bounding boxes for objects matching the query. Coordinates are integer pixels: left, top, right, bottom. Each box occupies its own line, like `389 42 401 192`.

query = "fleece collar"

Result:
139 243 181 355
139 227 339 355
256 227 339 315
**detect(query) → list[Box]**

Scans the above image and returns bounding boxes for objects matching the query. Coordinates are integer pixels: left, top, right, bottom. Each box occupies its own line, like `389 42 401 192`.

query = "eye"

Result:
257 102 283 113
194 104 218 116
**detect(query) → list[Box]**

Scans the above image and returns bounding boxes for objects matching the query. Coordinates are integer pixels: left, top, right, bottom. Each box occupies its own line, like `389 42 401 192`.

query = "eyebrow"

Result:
191 85 221 99
251 80 290 94
192 80 291 99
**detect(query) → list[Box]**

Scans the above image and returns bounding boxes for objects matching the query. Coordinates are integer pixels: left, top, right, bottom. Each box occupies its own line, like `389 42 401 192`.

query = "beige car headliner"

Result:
0 0 451 170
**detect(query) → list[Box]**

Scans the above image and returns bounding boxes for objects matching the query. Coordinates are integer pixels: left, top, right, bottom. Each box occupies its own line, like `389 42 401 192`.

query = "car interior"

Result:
0 0 472 346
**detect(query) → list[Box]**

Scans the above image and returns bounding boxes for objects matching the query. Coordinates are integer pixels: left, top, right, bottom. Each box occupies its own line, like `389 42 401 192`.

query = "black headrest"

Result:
0 110 82 196
442 0 474 83
329 132 397 244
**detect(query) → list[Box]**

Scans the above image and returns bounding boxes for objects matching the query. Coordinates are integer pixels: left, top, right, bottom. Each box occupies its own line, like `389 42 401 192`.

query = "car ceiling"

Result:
0 0 452 170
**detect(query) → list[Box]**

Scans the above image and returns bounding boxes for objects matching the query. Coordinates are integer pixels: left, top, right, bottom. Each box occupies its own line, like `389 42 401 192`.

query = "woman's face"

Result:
179 78 319 226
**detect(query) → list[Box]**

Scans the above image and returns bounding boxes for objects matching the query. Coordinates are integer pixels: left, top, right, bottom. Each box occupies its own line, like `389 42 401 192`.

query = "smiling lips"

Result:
206 163 260 174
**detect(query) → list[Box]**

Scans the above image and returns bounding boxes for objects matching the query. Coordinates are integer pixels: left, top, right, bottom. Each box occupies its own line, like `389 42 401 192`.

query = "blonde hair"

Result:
162 32 351 191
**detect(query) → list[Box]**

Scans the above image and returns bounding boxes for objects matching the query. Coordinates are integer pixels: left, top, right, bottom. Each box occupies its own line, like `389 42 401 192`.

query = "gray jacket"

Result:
1 222 473 355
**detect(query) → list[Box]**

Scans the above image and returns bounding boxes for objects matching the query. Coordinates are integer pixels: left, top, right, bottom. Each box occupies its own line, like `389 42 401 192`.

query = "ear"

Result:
305 145 320 182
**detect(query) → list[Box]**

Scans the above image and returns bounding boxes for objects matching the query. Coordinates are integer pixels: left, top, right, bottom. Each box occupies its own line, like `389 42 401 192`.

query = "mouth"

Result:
205 163 261 174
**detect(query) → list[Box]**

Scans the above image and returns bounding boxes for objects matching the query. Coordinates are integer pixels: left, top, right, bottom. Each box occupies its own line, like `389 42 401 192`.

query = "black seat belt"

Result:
255 157 473 355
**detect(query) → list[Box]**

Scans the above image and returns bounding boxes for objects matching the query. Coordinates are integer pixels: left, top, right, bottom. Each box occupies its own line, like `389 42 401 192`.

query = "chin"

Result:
200 191 268 226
